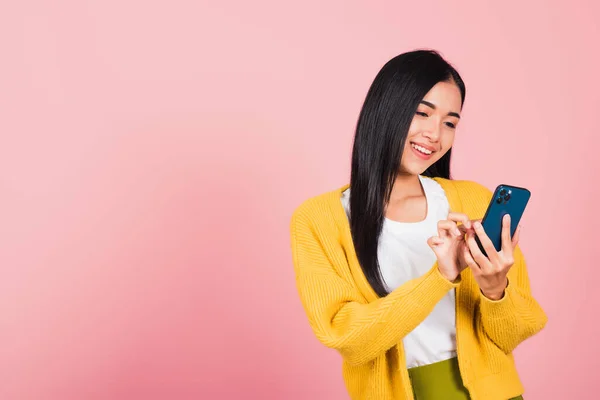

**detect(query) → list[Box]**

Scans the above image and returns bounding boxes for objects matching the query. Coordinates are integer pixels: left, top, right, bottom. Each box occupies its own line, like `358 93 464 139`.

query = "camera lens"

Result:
504 193 511 201
499 189 506 196
496 197 503 204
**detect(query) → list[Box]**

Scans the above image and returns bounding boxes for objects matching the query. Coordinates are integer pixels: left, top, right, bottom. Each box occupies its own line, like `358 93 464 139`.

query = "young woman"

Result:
290 50 547 400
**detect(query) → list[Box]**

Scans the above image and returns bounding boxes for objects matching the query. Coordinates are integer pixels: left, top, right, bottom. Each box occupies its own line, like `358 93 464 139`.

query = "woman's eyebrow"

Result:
420 100 461 119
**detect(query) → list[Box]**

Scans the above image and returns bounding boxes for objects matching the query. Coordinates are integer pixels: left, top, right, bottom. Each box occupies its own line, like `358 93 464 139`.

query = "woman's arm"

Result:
478 246 548 354
290 208 459 366
455 180 547 354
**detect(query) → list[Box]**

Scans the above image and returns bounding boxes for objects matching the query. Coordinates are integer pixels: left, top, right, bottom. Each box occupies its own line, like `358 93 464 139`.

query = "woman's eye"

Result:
445 122 456 129
416 111 428 117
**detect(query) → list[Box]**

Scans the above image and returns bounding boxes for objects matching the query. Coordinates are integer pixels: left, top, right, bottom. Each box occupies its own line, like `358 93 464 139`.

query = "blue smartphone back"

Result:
476 184 531 256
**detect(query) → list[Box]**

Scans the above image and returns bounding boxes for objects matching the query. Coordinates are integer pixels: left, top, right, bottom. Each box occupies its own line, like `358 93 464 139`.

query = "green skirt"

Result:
407 357 523 400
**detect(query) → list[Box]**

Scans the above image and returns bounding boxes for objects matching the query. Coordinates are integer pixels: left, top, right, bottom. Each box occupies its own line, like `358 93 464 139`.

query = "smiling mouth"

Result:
411 143 434 155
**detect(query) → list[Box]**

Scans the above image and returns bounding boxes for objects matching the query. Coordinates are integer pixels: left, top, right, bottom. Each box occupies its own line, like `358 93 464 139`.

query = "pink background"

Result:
1 1 598 399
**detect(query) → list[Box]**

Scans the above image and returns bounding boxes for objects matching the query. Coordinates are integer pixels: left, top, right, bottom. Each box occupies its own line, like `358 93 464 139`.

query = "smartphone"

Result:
475 184 531 257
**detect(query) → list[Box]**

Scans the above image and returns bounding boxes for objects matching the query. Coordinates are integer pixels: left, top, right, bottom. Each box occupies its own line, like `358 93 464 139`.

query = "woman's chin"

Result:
400 162 430 176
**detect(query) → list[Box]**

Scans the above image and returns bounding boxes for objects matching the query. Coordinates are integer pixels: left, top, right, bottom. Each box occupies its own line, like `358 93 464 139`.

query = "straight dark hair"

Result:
349 50 466 297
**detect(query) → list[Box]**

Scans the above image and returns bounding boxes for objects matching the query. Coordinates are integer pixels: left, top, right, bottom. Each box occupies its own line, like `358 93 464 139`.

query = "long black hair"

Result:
349 49 466 297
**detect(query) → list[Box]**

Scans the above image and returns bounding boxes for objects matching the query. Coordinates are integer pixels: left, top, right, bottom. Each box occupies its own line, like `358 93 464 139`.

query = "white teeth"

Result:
411 143 432 155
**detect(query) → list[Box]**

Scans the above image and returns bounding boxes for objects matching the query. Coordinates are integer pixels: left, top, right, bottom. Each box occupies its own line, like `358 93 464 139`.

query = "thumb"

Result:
427 236 444 250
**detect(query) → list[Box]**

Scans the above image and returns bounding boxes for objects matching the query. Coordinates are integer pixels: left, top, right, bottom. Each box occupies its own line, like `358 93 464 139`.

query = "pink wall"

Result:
1 1 598 399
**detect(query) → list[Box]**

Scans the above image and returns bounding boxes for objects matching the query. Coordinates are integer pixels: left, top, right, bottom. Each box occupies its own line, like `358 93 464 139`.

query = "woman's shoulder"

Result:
431 177 493 198
290 184 348 228
430 177 494 215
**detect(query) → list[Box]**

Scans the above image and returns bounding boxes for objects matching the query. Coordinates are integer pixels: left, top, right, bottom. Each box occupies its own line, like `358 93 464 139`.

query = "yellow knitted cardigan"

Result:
290 177 547 400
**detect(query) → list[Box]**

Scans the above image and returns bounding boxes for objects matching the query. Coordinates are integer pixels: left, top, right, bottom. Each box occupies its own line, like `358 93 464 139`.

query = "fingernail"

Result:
454 228 461 236
474 221 481 229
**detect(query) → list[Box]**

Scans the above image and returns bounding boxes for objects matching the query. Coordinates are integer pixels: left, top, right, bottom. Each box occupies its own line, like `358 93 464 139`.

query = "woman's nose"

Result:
422 122 441 141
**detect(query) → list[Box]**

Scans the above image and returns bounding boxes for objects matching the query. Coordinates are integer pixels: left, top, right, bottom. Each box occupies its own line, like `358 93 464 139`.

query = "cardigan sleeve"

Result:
456 180 548 353
478 246 548 354
290 206 459 366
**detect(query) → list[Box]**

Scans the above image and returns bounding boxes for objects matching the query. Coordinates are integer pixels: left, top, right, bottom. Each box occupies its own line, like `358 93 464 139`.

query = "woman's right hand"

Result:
427 212 472 282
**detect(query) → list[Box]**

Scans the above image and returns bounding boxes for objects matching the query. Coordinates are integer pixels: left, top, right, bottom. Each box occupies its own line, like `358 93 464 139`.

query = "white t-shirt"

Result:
341 175 456 368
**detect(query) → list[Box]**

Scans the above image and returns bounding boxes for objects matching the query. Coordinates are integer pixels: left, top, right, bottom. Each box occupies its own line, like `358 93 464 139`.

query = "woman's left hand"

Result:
462 214 521 300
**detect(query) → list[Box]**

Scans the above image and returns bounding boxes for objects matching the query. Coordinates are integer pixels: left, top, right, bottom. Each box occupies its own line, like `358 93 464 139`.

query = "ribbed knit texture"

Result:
290 178 547 400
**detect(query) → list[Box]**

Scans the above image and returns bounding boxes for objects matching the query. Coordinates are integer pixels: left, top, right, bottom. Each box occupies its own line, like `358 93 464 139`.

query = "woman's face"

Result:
399 80 463 175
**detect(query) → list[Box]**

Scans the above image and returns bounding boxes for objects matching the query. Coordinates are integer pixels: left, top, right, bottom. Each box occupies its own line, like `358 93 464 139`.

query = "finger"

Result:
456 226 467 241
466 219 481 234
447 212 472 229
461 219 479 236
427 236 445 248
511 225 521 249
466 230 493 272
463 244 481 276
457 224 469 234
437 220 461 238
472 221 500 264
501 214 512 254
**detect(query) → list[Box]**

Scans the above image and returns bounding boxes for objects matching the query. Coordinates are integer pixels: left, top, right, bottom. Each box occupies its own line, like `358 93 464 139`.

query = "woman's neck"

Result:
389 173 424 202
